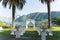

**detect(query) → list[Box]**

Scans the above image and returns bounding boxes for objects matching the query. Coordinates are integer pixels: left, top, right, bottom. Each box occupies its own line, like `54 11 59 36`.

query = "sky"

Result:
0 0 60 18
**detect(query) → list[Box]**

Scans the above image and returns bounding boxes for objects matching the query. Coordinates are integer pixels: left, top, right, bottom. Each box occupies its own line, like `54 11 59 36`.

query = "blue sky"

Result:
0 0 60 18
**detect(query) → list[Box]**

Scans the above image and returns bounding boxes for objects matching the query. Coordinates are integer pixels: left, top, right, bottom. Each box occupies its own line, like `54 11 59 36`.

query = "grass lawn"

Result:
0 27 60 40
0 28 11 36
52 27 60 31
23 28 40 38
46 31 60 40
23 27 60 40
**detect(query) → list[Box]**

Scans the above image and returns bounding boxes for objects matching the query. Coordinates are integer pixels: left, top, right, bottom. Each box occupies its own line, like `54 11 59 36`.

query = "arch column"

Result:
31 20 35 28
26 19 35 29
26 20 30 29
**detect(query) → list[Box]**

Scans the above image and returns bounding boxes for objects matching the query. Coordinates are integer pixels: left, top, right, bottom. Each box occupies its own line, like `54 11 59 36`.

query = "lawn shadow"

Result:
23 31 60 40
46 31 60 40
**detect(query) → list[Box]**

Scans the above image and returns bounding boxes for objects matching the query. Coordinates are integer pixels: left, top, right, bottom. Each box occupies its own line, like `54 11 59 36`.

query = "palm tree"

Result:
40 0 54 28
1 0 26 35
39 0 54 36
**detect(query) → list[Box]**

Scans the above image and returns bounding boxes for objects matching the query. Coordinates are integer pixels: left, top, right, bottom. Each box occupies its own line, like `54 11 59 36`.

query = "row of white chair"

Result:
15 27 26 38
37 27 53 36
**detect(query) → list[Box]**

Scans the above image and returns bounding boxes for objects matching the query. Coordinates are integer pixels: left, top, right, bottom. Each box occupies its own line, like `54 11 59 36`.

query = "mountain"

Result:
0 17 12 24
16 11 60 22
15 11 60 26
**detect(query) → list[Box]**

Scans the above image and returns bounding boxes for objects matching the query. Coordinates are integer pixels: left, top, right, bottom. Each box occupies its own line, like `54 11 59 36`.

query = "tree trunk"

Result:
11 4 15 35
47 2 53 36
47 2 51 28
12 5 15 29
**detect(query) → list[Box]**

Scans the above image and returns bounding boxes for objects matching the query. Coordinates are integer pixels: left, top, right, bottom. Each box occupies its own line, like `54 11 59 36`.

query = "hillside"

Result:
16 11 60 22
0 17 12 24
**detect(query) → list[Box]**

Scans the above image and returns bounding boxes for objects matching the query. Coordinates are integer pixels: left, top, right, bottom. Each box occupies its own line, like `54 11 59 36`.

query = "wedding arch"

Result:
26 19 35 29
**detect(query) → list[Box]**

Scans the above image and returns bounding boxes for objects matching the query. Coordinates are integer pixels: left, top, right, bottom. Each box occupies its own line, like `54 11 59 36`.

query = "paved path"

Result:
12 37 40 40
0 35 40 40
0 35 10 40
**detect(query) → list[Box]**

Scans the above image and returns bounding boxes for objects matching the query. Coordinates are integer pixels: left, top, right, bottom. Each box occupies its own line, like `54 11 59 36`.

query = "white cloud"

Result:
51 0 60 11
0 0 60 17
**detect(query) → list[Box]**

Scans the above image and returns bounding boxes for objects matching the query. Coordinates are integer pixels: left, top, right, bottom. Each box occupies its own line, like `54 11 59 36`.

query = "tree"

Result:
1 0 26 35
40 0 54 28
53 16 60 25
39 0 54 37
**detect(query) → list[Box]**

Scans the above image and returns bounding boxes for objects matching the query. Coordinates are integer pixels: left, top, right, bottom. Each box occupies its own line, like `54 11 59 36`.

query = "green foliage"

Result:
42 19 48 24
54 16 60 25
0 21 3 26
2 26 11 29
0 21 11 28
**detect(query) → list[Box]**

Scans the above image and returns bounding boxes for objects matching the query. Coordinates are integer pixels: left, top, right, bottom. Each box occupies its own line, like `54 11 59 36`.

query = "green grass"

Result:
48 27 60 40
23 31 40 38
26 28 37 31
46 31 60 40
0 26 60 40
52 27 60 31
0 28 11 36
23 28 40 38
23 27 60 40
